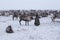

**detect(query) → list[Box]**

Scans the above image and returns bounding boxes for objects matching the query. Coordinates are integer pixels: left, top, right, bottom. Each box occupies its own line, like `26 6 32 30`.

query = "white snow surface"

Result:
0 15 60 40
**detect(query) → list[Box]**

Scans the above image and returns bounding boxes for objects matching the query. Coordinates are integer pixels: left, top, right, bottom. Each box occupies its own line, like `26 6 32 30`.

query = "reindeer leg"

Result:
25 21 29 26
13 16 14 20
52 18 55 22
25 21 27 26
28 22 29 26
19 20 21 25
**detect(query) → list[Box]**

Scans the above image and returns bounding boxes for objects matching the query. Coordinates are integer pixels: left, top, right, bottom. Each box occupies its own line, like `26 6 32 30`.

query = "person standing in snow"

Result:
34 14 40 26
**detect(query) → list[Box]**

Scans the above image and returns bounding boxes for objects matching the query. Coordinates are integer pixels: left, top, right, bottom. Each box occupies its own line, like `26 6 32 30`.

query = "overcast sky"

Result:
0 0 60 10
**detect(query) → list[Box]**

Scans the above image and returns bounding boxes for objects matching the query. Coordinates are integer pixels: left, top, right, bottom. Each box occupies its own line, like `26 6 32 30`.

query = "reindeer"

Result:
19 14 33 26
12 12 18 20
51 12 60 22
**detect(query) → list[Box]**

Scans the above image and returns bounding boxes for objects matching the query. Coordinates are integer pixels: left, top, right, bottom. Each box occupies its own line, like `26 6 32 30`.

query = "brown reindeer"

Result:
19 14 33 26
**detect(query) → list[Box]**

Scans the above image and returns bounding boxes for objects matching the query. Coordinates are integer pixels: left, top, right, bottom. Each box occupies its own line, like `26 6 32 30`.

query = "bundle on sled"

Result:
6 25 14 33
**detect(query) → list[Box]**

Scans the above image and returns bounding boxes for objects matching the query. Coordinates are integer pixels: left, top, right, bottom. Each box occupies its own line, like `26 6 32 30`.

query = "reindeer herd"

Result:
12 10 60 26
0 10 59 25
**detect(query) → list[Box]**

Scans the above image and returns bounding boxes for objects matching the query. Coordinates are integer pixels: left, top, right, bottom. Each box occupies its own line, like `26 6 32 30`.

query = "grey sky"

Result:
0 0 60 10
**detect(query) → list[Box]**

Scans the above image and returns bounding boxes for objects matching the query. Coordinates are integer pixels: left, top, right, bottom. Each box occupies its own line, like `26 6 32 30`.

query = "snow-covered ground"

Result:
0 15 60 40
